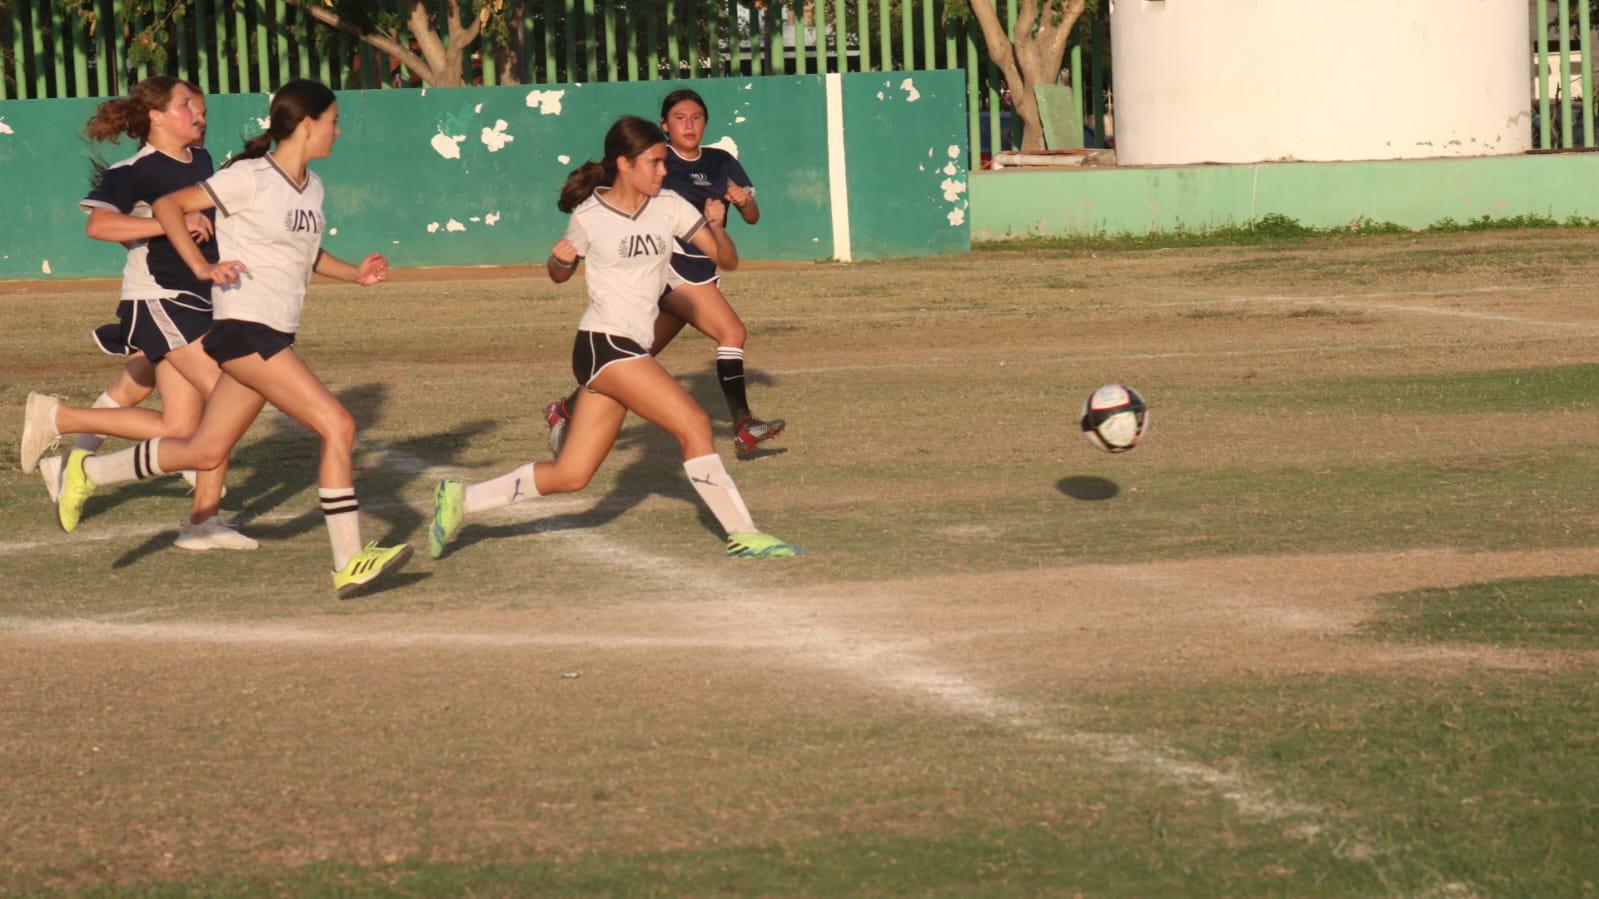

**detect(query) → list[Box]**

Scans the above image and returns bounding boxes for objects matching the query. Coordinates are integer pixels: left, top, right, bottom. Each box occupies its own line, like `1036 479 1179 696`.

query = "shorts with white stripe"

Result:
105 296 214 364
571 330 650 387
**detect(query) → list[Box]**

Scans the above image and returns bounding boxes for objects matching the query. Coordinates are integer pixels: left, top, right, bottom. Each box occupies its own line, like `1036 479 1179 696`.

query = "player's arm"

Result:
725 183 759 225
152 185 247 286
548 238 581 283
692 199 739 271
315 249 389 286
86 208 213 244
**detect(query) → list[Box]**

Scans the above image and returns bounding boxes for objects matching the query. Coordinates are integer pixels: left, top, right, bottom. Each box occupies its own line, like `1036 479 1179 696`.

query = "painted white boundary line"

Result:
824 72 853 263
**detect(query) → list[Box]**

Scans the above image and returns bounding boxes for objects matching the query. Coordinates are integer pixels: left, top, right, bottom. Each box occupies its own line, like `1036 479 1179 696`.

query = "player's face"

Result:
304 102 341 159
662 100 705 151
154 84 204 148
187 92 207 145
619 143 668 196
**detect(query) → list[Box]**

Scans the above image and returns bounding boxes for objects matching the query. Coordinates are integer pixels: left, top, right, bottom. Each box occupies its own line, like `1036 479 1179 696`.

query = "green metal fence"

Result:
1533 0 1597 149
0 1 1110 161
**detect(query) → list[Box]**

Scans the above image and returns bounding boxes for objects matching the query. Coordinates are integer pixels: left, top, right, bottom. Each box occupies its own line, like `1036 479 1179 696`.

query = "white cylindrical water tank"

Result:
1109 0 1532 165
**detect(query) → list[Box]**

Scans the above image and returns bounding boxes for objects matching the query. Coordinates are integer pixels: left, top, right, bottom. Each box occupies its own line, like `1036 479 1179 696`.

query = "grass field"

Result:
2 230 1597 896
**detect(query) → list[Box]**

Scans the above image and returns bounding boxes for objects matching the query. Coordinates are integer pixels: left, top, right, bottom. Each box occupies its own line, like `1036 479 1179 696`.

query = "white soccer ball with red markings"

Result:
1080 384 1148 453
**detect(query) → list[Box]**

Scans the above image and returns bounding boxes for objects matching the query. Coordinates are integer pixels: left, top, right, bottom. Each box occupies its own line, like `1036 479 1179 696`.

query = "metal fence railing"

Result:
1533 0 1596 149
0 1 1111 163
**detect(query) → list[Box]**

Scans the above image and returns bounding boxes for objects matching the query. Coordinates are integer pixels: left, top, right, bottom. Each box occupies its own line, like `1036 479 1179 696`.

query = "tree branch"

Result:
283 0 436 82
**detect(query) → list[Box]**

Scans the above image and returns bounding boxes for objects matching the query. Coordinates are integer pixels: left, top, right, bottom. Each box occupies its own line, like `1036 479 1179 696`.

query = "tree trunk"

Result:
967 0 1085 153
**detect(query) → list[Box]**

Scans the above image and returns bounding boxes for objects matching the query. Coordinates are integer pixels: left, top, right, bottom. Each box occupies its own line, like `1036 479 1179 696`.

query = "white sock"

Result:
319 486 362 570
683 453 755 535
75 392 118 452
82 437 163 486
464 463 540 514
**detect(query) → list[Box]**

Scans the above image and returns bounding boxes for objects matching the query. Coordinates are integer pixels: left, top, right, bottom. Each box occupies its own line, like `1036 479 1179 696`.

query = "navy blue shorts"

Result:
94 297 213 364
572 330 649 387
204 319 296 363
665 253 719 291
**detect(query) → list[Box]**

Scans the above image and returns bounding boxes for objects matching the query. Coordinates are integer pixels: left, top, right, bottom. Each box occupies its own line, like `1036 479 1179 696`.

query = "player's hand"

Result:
550 239 579 265
199 260 248 286
703 199 727 228
183 211 214 243
354 252 389 286
724 184 752 209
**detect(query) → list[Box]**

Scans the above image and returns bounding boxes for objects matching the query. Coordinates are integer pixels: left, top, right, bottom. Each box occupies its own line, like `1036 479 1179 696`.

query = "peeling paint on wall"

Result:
525 89 566 115
557 154 571 164
947 208 965 227
940 178 968 203
706 136 740 158
0 118 13 135
900 78 920 103
446 219 466 232
427 222 441 233
485 211 502 226
480 119 515 152
431 132 467 159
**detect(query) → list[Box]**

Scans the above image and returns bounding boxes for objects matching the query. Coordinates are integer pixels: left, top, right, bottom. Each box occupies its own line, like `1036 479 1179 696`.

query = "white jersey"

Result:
564 188 706 346
199 154 327 334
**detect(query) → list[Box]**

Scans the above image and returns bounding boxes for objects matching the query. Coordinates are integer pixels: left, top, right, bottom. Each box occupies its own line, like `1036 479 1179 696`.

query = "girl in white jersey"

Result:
19 77 252 550
427 115 801 561
52 79 413 599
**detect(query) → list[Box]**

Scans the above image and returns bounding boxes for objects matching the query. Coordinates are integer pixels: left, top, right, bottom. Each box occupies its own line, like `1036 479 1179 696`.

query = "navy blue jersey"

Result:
664 144 752 259
80 145 218 304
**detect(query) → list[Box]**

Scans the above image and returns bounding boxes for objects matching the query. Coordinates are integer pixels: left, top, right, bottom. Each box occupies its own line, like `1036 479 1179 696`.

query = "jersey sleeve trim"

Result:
200 181 230 217
680 216 707 244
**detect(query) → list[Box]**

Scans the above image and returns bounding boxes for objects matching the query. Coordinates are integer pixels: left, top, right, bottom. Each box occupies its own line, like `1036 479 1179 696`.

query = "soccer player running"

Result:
46 79 413 597
20 76 252 550
429 115 801 561
541 89 783 459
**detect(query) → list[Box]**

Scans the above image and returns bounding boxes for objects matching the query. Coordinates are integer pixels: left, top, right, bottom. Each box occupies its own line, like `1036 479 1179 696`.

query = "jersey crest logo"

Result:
617 233 668 258
283 208 324 235
690 173 713 188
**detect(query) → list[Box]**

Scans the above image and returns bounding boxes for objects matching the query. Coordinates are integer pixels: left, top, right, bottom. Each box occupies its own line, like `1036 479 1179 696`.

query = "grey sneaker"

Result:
20 392 62 474
40 454 65 504
175 515 258 551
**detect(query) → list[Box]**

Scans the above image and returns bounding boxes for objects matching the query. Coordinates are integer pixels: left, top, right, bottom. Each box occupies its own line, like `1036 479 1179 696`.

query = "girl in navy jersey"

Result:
45 79 412 598
428 115 801 561
541 88 783 459
20 76 253 550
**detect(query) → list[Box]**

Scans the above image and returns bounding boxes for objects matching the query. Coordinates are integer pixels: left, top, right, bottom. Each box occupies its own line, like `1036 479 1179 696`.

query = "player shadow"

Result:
1056 475 1119 501
109 382 497 573
449 366 780 554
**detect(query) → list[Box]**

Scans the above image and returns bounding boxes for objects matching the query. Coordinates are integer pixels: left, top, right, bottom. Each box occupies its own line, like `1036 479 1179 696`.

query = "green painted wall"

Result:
0 72 968 281
842 69 970 259
970 154 1599 240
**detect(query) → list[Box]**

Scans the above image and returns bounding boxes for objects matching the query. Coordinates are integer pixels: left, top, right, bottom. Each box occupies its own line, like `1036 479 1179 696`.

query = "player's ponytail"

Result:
223 78 336 168
83 75 183 145
557 115 666 213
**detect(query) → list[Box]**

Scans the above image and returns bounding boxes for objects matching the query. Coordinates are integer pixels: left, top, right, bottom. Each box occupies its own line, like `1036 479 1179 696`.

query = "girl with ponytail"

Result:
39 79 413 598
428 115 803 562
21 76 253 550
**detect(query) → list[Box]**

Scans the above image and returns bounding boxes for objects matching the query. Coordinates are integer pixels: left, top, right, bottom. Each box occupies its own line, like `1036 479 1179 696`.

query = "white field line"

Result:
1 456 1459 888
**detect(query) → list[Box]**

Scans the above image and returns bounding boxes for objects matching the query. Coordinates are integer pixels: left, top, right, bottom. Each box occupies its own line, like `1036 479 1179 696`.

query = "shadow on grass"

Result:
109 382 500 569
448 366 783 556
1057 475 1119 501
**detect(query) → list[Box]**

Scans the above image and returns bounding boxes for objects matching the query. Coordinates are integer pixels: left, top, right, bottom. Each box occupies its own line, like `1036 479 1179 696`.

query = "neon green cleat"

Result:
57 448 97 533
332 541 414 600
726 531 805 559
429 479 465 559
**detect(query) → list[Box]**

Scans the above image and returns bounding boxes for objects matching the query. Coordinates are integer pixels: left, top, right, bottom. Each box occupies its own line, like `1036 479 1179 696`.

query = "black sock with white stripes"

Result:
716 347 752 422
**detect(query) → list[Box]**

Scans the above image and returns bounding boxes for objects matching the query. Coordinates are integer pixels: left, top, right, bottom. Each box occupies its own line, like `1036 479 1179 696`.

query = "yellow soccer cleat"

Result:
332 541 414 599
57 448 97 533
726 531 805 559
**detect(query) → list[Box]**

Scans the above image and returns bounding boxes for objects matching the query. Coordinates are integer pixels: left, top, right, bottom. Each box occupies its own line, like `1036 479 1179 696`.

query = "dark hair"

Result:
660 88 708 122
558 115 667 213
83 75 186 145
224 78 336 169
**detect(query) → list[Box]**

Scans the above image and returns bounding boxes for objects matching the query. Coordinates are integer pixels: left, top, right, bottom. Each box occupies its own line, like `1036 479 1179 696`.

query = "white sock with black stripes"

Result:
464 462 540 514
82 437 164 486
74 392 119 453
319 487 362 570
683 453 756 535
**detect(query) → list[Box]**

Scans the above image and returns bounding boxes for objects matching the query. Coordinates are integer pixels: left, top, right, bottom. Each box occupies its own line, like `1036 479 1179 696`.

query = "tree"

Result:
947 0 1092 152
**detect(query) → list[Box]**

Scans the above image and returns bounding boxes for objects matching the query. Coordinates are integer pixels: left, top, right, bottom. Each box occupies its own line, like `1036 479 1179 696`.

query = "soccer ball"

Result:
1080 384 1148 453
